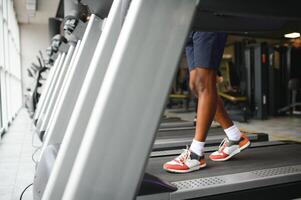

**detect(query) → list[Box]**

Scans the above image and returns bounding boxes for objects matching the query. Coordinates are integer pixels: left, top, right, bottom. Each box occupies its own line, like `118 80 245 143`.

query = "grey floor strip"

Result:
171 164 301 200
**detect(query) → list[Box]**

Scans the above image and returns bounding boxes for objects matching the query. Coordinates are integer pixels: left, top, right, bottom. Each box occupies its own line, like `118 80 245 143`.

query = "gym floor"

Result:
0 109 38 200
166 109 301 142
0 108 300 200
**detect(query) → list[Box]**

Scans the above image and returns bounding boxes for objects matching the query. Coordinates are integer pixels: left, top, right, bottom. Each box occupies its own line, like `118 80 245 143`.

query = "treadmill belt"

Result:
146 143 301 183
157 127 223 140
160 117 183 123
159 121 194 129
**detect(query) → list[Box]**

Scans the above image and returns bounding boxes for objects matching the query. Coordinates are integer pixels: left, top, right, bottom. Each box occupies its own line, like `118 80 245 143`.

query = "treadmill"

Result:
142 141 301 200
159 116 195 129
158 115 268 151
154 126 268 151
38 1 301 200
161 116 183 123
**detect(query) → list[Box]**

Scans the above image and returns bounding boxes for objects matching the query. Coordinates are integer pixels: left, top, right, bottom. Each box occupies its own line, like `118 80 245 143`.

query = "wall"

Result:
20 23 49 93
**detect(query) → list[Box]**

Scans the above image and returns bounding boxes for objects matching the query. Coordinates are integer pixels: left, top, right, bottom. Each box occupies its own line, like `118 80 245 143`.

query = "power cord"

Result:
20 183 33 200
32 146 41 164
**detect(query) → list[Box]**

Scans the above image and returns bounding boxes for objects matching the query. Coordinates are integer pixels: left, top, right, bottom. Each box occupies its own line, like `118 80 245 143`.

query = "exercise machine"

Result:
33 0 301 199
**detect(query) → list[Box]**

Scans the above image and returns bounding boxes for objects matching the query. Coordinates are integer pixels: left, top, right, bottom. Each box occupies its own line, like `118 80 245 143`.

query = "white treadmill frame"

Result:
41 14 103 149
42 1 124 199
34 53 62 122
36 43 77 133
34 53 65 124
35 44 75 132
62 0 198 199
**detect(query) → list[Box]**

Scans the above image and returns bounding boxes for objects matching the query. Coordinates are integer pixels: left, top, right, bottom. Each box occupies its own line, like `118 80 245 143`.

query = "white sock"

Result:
189 139 205 156
224 125 241 141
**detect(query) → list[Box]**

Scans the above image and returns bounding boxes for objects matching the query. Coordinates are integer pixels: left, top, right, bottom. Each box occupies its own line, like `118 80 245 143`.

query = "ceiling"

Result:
13 0 60 24
11 0 300 40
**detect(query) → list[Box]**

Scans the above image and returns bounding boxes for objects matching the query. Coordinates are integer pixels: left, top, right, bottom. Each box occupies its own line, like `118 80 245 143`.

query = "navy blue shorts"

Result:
185 32 227 71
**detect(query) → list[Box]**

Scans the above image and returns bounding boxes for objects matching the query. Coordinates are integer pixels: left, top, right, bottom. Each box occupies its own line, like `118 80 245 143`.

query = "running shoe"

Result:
163 148 206 173
209 134 250 161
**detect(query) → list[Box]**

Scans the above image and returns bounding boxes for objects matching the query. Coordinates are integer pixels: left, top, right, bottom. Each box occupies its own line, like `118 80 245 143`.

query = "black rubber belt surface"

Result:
146 143 301 182
156 127 223 139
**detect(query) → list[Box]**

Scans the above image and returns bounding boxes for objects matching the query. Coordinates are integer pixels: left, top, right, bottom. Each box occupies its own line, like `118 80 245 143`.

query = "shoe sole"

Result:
240 140 251 151
210 148 240 162
210 140 251 162
164 163 206 173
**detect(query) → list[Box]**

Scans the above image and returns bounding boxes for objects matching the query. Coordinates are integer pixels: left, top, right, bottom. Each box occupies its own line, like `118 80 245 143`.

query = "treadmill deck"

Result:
147 143 301 182
157 127 222 140
146 143 301 199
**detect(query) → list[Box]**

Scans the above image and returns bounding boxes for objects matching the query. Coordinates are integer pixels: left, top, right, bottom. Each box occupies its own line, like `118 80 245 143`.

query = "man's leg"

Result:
189 68 217 142
163 32 208 173
163 32 249 173
209 93 251 161
189 67 250 162
192 71 244 142
214 96 233 129
215 96 242 141
163 67 219 173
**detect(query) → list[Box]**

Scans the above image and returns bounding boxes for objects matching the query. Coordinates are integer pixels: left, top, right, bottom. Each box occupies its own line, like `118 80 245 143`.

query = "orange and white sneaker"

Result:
163 148 206 173
209 134 251 162
239 133 251 151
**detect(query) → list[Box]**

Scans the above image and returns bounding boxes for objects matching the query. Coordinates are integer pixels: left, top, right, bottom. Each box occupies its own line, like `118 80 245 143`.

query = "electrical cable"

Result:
32 146 41 164
19 183 33 200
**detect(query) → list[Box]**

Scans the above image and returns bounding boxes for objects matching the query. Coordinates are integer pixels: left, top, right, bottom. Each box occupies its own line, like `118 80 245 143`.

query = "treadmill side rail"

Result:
62 0 198 199
37 44 76 133
42 14 103 148
171 165 301 200
35 53 66 127
41 1 124 200
34 53 62 122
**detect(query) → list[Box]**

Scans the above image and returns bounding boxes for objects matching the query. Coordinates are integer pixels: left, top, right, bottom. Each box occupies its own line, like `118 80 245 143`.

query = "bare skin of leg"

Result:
190 68 217 141
214 96 233 129
190 67 233 142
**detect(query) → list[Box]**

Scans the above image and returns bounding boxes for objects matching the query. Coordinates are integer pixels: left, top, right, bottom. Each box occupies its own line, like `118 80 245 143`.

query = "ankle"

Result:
190 139 205 156
224 125 241 141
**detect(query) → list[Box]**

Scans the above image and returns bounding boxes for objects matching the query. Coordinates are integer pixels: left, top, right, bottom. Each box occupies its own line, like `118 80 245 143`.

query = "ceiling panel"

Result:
13 0 60 24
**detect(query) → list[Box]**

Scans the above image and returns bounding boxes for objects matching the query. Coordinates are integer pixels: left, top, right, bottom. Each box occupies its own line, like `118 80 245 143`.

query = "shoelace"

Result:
176 147 191 163
218 138 229 152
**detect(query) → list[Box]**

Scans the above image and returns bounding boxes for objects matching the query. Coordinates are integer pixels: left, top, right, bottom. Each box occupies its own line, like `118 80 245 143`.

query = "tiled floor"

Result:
0 109 39 200
0 108 300 200
235 116 301 142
